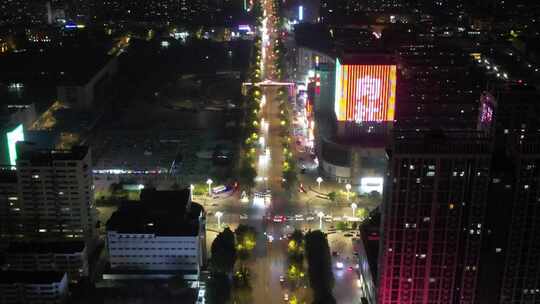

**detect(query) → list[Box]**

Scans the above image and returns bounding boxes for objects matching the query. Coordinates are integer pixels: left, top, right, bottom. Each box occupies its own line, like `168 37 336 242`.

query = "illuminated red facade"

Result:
335 60 397 122
380 131 492 304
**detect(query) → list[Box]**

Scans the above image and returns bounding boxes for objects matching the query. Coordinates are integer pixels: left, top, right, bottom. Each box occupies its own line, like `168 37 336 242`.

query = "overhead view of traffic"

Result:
2 0 537 304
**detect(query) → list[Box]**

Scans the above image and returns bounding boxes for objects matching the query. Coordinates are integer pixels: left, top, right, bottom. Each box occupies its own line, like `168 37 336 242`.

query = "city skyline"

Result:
1 0 540 303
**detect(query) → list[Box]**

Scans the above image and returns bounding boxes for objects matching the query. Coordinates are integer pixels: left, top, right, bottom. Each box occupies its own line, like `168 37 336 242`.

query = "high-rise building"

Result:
475 87 540 304
0 169 20 240
379 130 493 304
496 136 540 304
12 144 97 242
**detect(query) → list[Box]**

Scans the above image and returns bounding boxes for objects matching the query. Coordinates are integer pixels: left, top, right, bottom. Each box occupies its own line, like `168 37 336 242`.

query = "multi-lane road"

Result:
200 0 372 302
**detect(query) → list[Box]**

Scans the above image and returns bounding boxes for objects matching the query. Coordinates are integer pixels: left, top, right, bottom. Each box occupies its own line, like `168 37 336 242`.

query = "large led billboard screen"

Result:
6 124 24 166
335 59 397 122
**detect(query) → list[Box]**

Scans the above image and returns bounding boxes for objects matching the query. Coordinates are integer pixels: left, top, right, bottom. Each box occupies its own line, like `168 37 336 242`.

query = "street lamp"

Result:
351 202 357 219
206 178 213 196
317 212 324 230
316 177 323 190
345 183 352 201
215 211 223 229
189 184 195 199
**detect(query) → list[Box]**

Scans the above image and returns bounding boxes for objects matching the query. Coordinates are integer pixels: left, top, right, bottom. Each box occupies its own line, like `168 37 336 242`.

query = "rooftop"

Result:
6 241 85 254
106 189 204 237
0 46 112 85
0 168 17 183
338 53 395 65
0 271 65 284
391 129 493 155
17 144 89 164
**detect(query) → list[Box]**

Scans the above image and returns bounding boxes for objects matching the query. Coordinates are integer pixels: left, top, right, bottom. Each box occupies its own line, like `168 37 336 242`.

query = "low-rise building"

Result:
105 189 206 281
0 271 69 304
3 241 88 283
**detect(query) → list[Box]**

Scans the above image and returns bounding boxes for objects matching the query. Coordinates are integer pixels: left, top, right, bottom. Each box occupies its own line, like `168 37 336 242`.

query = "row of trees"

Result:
277 87 298 192
305 231 336 304
284 230 336 303
236 86 262 191
235 34 263 191
274 38 287 80
207 225 258 304
285 230 308 303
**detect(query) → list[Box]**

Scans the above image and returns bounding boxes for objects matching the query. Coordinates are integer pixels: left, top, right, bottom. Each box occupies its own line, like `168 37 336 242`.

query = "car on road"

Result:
306 216 314 221
344 233 353 237
283 293 289 301
295 214 304 221
332 251 339 257
212 185 231 195
273 215 285 223
286 215 294 221
279 275 285 283
240 214 248 220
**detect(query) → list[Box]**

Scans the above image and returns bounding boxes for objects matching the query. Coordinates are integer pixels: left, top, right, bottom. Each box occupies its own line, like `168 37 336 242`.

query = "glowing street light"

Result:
206 178 213 196
215 211 223 229
317 211 324 230
345 183 352 201
316 177 323 190
351 202 358 218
